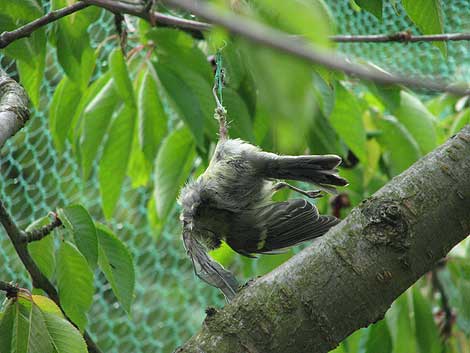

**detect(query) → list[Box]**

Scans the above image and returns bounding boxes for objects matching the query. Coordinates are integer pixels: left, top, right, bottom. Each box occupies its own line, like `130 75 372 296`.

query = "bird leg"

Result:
213 85 228 140
273 182 323 199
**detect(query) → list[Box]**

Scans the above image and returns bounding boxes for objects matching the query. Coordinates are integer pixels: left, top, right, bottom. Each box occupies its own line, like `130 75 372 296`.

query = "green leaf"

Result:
455 279 470 334
52 0 97 87
209 242 236 268
72 72 112 154
16 33 45 108
154 126 196 221
51 0 100 29
0 1 42 22
223 88 253 141
28 303 54 353
0 15 30 62
26 216 56 280
0 296 60 353
96 223 135 313
394 91 437 154
426 94 458 119
253 106 271 148
32 295 63 317
49 76 82 152
450 109 470 136
402 0 445 55
358 319 392 353
377 116 421 176
56 241 94 331
240 44 316 152
441 264 470 335
0 300 15 352
367 83 401 112
169 64 217 139
330 83 367 162
137 68 167 163
386 293 416 353
11 296 31 353
312 71 335 118
146 28 213 82
221 44 245 89
255 0 334 47
99 105 135 219
0 3 45 93
109 48 136 108
55 35 96 89
412 287 442 353
57 204 98 267
127 120 152 188
154 63 205 147
147 196 164 236
308 113 346 156
42 311 87 353
257 251 293 276
343 328 365 353
364 139 381 185
0 297 53 353
355 0 383 19
80 79 119 178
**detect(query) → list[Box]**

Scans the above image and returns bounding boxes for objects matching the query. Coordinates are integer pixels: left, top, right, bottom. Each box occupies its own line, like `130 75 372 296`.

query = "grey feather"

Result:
178 138 347 300
182 230 238 300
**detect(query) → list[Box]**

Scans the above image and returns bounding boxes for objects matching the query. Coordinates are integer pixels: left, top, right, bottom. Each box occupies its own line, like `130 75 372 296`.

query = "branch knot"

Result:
362 199 410 251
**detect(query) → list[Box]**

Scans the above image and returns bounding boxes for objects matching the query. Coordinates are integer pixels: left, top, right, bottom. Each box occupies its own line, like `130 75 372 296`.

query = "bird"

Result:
178 112 347 301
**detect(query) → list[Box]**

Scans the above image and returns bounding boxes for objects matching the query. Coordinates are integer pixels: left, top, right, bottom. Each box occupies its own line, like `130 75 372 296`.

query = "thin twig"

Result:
332 32 470 43
0 280 19 298
114 12 127 54
24 213 62 243
82 0 211 37
0 2 90 49
163 0 470 96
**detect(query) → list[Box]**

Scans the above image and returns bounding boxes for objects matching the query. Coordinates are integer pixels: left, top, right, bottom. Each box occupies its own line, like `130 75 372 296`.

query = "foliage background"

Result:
1 0 470 352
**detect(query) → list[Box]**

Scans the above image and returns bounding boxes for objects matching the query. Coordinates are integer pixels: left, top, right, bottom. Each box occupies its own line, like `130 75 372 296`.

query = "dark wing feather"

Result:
226 199 340 255
182 230 239 301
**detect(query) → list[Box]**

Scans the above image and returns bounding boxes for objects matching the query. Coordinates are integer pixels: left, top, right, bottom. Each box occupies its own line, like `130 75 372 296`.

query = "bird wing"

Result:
182 230 239 301
226 199 340 256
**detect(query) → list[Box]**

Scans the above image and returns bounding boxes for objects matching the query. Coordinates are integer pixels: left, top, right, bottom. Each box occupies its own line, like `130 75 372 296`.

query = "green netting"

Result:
1 1 470 352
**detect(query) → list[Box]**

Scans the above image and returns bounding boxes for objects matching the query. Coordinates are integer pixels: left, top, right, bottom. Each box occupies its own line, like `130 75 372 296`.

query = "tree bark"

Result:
176 125 470 353
0 69 30 149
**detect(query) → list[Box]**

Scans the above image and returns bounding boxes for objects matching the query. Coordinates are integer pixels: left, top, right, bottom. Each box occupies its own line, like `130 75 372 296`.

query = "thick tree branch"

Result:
0 69 30 149
0 70 102 353
0 2 89 49
175 125 470 353
163 0 470 96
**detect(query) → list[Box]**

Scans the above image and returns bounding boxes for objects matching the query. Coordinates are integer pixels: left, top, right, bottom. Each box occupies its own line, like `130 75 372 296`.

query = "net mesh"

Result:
1 1 469 352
